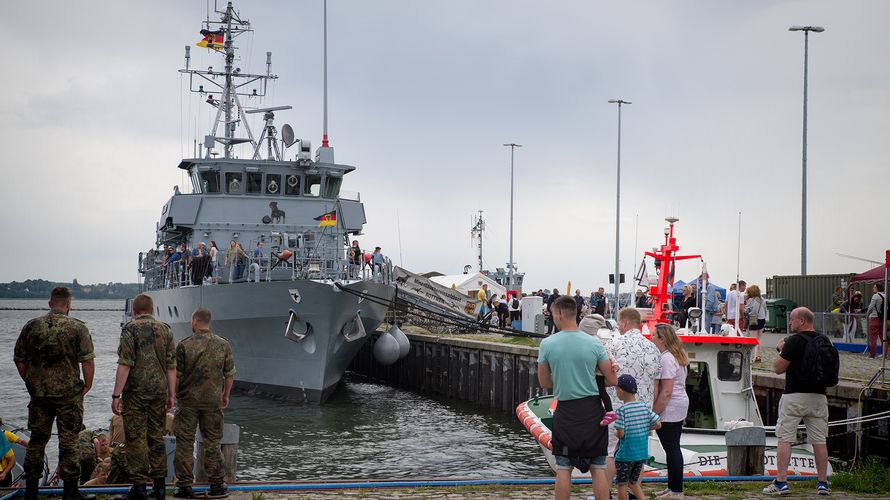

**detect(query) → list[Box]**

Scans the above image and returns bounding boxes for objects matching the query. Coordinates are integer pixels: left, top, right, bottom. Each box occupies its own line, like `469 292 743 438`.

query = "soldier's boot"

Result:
24 478 39 500
62 480 97 500
172 486 195 499
114 484 148 500
207 483 228 498
149 478 166 500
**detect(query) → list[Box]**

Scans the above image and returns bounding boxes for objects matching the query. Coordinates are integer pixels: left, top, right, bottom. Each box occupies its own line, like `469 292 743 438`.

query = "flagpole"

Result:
736 211 742 335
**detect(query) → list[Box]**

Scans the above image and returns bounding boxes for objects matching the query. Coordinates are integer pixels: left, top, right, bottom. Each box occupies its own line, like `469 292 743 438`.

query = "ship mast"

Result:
181 1 279 159
471 210 485 272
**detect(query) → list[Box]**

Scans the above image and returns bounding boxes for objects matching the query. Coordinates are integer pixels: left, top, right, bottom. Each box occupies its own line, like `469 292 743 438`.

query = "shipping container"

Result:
765 273 875 312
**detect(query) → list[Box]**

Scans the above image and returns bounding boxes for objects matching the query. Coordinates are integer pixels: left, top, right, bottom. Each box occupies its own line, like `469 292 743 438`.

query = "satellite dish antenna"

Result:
282 124 296 147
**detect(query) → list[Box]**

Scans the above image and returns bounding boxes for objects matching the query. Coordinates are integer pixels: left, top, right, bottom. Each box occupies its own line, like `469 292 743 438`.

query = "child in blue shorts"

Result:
614 374 661 500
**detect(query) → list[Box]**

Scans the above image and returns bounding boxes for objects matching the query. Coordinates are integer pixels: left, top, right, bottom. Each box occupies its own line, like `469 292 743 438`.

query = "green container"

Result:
765 298 797 332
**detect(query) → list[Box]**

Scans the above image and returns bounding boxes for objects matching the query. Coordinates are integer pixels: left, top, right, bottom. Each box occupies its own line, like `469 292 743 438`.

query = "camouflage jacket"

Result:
117 315 176 395
14 311 95 398
176 329 236 409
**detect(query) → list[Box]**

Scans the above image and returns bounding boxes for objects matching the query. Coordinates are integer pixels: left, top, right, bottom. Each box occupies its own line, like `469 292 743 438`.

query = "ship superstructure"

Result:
136 1 395 402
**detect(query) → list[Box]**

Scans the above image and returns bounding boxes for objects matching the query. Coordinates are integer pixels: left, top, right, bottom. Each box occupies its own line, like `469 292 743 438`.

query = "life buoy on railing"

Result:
287 175 298 188
268 180 279 193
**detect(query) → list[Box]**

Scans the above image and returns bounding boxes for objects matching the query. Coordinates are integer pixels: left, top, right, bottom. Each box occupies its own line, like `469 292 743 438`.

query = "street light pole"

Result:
789 25 824 276
608 99 631 316
503 143 522 290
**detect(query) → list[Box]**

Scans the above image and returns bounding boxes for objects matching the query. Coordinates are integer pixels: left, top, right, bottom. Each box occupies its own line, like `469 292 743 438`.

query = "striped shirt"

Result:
614 400 660 462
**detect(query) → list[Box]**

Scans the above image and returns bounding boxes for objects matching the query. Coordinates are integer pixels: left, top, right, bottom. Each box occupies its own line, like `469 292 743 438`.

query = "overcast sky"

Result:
2 0 887 295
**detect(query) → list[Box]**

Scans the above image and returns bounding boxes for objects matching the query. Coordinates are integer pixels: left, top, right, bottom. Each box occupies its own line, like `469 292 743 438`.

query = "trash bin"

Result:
765 298 797 332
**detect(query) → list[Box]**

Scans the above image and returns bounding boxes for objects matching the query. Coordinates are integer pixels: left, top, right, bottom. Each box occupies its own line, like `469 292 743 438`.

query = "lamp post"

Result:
789 25 824 276
608 99 631 316
503 143 522 289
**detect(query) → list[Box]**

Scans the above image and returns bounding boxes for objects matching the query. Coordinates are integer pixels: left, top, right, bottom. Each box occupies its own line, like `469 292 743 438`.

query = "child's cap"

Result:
617 374 637 394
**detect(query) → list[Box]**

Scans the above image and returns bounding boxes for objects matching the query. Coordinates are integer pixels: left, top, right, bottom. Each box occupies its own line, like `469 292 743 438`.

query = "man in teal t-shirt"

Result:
538 296 616 500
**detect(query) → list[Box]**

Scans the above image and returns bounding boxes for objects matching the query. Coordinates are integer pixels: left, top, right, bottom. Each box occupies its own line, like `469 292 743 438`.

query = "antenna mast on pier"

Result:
471 210 485 273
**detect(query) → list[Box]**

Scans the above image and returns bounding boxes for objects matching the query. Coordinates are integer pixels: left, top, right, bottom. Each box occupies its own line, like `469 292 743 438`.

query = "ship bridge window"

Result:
685 361 716 429
226 173 243 194
717 351 743 381
304 174 321 197
247 172 263 194
200 172 220 193
323 176 342 198
266 174 281 195
285 175 301 196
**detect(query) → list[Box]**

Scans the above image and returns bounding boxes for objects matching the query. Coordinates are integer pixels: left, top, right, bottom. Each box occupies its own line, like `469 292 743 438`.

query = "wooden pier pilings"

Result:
350 332 542 413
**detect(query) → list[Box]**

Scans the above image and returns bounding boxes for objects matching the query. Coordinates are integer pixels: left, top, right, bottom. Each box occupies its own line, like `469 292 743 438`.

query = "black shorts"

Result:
615 460 644 485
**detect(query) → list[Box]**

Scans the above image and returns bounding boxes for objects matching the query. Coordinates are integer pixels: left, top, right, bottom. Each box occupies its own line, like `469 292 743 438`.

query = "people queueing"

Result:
613 374 661 500
173 308 236 499
14 287 96 500
348 240 363 279
112 294 177 500
537 297 617 500
371 246 386 281
764 307 836 496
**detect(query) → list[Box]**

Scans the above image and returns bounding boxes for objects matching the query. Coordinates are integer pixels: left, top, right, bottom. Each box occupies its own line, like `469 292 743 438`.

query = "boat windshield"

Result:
200 171 220 193
304 174 321 196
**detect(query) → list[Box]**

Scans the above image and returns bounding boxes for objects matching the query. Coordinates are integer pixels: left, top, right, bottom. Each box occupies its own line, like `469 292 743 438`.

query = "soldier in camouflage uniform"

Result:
173 308 235 499
14 287 96 500
112 294 176 500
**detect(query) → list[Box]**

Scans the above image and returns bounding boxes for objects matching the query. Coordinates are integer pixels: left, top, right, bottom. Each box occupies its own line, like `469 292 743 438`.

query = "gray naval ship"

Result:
135 2 396 403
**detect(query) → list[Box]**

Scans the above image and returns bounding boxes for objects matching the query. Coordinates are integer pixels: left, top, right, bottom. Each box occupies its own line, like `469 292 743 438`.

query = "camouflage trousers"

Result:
173 406 224 487
25 395 83 482
122 393 168 485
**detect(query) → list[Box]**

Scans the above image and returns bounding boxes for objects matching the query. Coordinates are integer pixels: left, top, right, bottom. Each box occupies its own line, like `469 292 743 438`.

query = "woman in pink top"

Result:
651 324 689 499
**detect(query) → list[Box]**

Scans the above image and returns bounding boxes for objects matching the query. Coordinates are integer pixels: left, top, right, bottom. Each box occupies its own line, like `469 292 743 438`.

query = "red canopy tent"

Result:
850 264 889 284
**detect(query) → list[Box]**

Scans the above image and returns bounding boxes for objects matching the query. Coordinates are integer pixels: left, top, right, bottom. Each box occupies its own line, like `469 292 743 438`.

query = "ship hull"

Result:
147 279 394 403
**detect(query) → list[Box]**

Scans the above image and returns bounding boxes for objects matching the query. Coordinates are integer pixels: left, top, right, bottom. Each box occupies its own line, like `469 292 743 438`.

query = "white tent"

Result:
429 272 506 299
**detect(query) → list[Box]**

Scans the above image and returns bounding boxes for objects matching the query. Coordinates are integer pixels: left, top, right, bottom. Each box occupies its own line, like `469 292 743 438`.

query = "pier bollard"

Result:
195 423 239 484
725 426 765 476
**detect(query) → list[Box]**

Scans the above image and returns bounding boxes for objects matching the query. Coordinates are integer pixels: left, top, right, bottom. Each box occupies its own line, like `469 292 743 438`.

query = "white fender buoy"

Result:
390 323 410 359
373 330 400 366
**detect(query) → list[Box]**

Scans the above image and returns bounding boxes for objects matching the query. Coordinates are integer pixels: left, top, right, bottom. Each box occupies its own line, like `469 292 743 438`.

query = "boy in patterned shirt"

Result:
614 374 661 500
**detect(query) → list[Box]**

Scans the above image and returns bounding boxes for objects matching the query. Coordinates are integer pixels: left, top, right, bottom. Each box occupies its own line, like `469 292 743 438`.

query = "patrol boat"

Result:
134 2 395 403
517 219 833 477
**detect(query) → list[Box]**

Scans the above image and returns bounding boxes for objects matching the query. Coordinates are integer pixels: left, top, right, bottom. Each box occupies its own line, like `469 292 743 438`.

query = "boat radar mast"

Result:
642 217 701 332
181 1 282 160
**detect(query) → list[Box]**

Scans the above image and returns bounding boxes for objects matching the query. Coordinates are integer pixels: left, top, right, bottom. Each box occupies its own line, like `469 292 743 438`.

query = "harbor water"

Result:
0 299 550 480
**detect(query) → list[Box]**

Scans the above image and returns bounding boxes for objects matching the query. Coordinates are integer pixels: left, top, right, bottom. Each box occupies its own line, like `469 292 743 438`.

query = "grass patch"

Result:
251 491 267 500
831 457 890 493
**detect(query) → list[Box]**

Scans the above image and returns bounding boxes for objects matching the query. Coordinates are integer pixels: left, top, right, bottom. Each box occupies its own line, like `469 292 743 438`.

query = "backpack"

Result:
877 293 885 321
800 332 840 388
512 298 520 309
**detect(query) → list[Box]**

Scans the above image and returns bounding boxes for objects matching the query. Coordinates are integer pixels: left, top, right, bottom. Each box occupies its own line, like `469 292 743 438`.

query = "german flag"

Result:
197 29 224 51
314 210 337 227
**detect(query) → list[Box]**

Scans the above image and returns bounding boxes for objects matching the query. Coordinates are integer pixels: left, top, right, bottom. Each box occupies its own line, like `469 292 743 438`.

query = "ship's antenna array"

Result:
181 1 281 160
471 210 485 273
322 0 329 148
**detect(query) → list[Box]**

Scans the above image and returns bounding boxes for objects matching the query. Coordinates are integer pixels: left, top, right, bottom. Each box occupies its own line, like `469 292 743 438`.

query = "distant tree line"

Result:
0 279 141 300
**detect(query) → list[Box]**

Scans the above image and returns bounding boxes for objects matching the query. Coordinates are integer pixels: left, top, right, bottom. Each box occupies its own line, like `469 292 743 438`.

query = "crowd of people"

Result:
537 298 837 499
12 287 236 500
142 239 393 287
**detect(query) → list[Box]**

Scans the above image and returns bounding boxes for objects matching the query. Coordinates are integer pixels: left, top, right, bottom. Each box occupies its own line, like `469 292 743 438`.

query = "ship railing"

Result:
141 254 392 290
813 311 870 344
